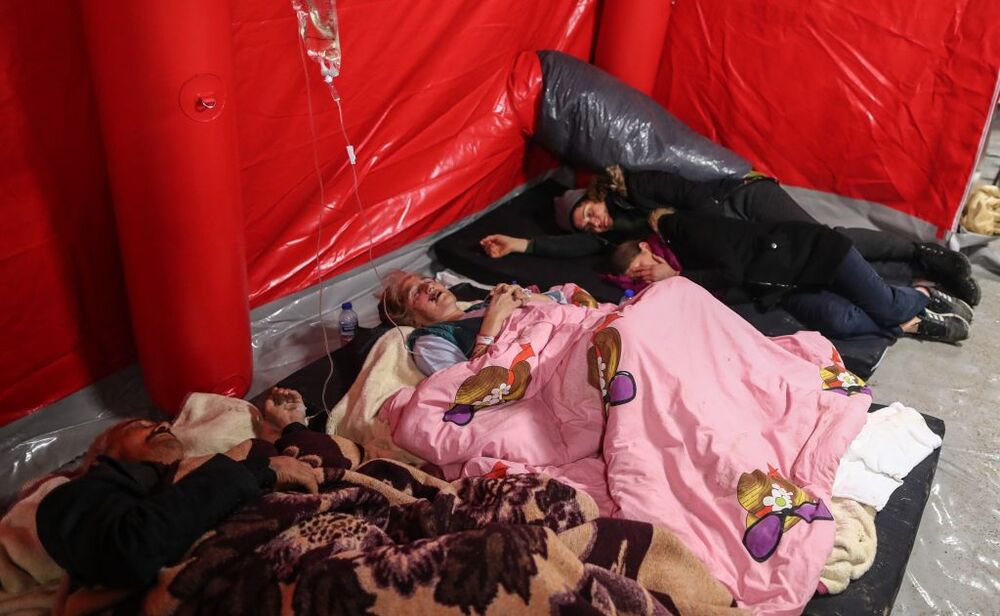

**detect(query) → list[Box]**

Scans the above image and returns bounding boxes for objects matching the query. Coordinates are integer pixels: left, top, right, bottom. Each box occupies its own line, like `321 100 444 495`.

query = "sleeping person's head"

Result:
378 270 463 327
570 194 614 234
559 165 629 234
84 419 186 468
610 240 659 278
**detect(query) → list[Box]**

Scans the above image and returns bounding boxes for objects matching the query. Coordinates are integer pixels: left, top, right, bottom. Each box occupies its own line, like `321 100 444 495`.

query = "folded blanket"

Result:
0 476 67 613
325 326 427 465
818 497 877 595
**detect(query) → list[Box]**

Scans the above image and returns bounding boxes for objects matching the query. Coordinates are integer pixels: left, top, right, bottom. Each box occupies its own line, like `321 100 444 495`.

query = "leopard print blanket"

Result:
142 434 745 615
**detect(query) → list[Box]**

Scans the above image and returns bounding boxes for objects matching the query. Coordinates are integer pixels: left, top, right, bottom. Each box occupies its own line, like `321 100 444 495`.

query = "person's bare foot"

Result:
262 387 306 434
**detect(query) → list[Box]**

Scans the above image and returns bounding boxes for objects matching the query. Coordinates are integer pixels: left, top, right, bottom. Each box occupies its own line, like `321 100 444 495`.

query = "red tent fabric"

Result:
651 0 1000 235
1 0 997 425
0 0 594 423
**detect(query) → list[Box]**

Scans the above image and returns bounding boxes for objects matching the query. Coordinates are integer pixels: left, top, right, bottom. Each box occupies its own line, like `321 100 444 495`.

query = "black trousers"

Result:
781 247 929 339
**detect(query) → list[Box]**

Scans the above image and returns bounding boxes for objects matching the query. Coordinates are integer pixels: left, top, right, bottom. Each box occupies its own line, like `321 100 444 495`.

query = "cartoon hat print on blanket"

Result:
820 349 871 397
738 465 833 562
443 343 535 426
587 313 636 416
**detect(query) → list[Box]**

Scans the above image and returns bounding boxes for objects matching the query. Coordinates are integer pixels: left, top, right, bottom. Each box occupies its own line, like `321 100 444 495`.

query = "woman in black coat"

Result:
631 206 972 343
479 166 980 305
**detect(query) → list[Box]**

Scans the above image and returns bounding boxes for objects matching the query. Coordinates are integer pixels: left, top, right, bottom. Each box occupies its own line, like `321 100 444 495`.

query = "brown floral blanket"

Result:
142 433 745 615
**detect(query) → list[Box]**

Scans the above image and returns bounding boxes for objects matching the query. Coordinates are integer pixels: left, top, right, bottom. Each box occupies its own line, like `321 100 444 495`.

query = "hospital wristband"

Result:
475 335 495 346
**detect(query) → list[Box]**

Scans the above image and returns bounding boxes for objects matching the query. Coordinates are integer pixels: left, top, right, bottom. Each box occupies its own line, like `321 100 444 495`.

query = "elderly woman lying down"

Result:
379 272 874 616
17 389 743 615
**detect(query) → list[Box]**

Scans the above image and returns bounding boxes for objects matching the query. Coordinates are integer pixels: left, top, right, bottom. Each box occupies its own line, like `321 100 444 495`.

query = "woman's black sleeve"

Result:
624 170 701 211
526 234 606 258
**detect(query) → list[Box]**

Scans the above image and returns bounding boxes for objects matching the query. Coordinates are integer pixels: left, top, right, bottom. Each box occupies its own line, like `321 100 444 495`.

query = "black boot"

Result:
916 242 971 278
943 275 981 307
910 309 969 344
915 243 979 306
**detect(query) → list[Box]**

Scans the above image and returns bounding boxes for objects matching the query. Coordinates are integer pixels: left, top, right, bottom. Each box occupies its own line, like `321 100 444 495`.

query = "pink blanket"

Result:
385 278 870 615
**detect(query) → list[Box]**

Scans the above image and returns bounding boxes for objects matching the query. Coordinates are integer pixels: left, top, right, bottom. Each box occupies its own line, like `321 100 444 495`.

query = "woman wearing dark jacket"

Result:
479 167 980 305
634 206 972 342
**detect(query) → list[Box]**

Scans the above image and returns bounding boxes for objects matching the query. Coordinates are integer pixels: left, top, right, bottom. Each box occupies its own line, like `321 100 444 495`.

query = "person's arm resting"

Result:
526 234 605 258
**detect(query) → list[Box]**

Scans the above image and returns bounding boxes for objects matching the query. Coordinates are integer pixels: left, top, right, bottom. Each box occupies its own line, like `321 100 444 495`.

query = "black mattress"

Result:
273 338 942 616
806 409 943 615
433 179 894 379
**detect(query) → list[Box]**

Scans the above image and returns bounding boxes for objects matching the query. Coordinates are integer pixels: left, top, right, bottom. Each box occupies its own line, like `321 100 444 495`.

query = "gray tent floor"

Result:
866 265 1000 614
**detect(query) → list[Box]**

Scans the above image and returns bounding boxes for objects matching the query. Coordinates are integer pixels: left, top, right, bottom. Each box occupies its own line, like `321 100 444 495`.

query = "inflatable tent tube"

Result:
594 0 672 95
82 0 251 413
534 50 751 181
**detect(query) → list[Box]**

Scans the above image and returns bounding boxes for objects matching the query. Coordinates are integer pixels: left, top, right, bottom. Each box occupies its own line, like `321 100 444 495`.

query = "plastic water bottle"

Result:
619 289 636 306
338 302 358 343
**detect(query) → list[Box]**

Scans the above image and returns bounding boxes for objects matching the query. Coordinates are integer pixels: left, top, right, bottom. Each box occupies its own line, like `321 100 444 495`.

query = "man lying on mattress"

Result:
23 388 747 616
479 165 981 307
377 269 876 615
34 388 324 588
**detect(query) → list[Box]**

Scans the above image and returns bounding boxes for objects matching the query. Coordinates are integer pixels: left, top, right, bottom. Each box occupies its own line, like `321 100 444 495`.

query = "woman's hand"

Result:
633 255 679 283
486 284 526 321
472 285 526 358
480 235 529 258
514 287 553 303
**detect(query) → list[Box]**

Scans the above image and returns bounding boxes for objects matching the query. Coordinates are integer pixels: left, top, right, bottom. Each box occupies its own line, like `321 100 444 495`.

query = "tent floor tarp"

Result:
275 337 943 615
433 179 897 378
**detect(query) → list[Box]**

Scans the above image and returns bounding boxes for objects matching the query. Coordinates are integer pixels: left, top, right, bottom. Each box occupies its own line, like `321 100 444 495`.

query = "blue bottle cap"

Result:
623 289 635 298
342 302 352 310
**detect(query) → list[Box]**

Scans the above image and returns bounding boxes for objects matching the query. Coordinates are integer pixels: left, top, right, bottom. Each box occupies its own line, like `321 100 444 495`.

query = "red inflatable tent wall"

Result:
594 0 672 96
649 0 1000 236
0 0 595 424
81 0 252 412
1 0 997 425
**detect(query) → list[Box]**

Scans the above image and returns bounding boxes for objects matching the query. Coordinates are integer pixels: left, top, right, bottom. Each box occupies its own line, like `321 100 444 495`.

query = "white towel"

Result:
171 393 259 457
833 402 943 510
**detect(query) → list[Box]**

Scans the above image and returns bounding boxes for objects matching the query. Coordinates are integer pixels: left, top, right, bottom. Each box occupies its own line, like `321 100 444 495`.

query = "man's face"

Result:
110 420 185 465
571 200 613 233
